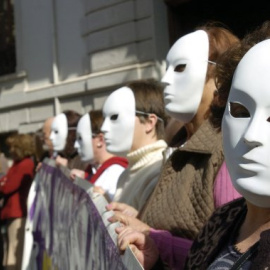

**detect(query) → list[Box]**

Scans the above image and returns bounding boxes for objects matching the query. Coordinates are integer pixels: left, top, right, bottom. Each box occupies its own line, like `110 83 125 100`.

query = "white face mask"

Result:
162 30 209 123
222 40 270 208
49 113 68 152
74 113 94 162
101 87 135 156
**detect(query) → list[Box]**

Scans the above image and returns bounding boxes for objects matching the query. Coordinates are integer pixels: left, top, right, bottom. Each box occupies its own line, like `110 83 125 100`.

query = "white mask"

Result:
162 30 209 123
222 40 270 208
101 87 135 156
49 113 68 152
74 113 94 162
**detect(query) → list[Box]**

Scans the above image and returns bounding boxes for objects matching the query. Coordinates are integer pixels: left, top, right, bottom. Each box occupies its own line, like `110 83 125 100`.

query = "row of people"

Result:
47 21 246 269
41 21 243 269
3 19 269 270
105 22 241 269
116 20 270 269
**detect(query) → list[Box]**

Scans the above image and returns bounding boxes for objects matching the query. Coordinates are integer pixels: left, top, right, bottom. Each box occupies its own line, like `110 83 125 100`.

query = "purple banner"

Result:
22 158 127 270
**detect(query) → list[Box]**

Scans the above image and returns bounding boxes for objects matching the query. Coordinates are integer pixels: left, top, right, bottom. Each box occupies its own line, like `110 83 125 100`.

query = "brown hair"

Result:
89 110 104 134
126 79 169 140
197 21 240 82
7 133 35 161
60 110 81 158
210 20 270 130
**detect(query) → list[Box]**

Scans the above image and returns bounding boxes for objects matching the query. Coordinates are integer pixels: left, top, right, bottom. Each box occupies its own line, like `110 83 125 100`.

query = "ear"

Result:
145 114 158 134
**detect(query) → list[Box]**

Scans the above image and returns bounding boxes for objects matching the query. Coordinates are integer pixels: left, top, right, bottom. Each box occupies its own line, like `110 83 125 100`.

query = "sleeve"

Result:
0 159 34 195
149 228 193 270
213 161 242 208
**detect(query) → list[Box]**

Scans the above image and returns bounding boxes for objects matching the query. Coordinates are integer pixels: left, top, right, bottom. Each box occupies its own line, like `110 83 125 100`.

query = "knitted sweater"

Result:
139 120 225 239
113 140 167 211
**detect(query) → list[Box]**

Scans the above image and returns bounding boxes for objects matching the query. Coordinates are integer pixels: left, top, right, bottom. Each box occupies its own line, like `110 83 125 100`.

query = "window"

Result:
0 0 16 76
164 0 270 45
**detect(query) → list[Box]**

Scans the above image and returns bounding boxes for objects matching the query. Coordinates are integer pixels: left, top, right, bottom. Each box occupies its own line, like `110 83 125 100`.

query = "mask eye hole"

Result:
174 64 186 73
110 114 118 121
229 102 250 118
267 117 270 122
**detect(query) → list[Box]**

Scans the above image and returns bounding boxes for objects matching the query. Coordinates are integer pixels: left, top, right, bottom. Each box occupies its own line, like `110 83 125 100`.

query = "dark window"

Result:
164 0 270 45
0 0 16 76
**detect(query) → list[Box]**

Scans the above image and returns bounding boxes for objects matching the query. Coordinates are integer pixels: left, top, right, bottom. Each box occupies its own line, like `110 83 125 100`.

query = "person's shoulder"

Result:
105 156 128 169
212 197 246 218
19 157 35 167
105 163 126 173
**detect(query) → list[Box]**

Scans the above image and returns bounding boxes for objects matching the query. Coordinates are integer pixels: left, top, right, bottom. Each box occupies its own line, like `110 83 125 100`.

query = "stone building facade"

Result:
0 0 169 139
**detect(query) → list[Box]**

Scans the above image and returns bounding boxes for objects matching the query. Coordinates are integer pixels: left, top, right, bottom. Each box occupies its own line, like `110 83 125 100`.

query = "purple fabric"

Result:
213 161 242 208
27 160 127 270
150 228 192 270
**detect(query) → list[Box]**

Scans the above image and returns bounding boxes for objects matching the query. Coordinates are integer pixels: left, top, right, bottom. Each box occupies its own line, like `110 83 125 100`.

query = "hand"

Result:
70 169 85 180
92 186 106 195
106 202 138 218
35 162 42 172
117 226 159 270
55 156 68 167
108 212 150 235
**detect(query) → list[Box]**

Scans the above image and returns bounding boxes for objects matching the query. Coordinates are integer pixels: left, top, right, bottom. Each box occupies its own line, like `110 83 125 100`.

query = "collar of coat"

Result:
179 119 222 155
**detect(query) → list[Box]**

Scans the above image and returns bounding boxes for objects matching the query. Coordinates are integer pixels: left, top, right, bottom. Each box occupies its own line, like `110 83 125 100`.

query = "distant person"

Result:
35 117 55 172
50 110 88 170
0 134 35 270
41 116 54 157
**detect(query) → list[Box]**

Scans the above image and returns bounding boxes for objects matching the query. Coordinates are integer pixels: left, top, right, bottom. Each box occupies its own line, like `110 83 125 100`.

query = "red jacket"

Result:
0 157 34 220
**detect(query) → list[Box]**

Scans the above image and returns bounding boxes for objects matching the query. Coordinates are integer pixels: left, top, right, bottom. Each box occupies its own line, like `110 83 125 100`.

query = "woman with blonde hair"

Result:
0 134 35 270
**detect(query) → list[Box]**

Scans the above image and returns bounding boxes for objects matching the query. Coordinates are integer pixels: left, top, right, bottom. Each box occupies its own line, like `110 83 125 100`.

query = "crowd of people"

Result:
1 19 270 270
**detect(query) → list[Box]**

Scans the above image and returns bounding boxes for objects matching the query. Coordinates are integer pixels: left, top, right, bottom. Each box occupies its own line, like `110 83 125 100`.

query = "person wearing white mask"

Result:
102 87 136 157
50 113 68 154
184 21 270 270
101 79 168 212
49 110 87 170
116 22 270 270
109 23 240 269
71 110 128 200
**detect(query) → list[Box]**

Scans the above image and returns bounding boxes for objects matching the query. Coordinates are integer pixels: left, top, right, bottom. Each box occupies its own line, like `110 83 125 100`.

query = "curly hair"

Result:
196 21 240 82
7 133 35 161
210 20 270 130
